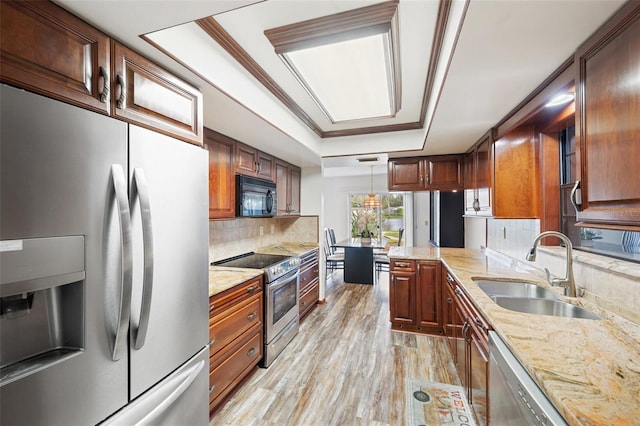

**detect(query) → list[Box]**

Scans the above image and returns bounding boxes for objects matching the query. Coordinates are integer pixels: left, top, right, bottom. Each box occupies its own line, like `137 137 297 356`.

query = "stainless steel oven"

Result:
213 252 300 367
263 268 299 367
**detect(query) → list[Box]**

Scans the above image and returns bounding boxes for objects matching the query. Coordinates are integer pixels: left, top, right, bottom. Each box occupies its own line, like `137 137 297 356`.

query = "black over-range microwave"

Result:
236 175 277 217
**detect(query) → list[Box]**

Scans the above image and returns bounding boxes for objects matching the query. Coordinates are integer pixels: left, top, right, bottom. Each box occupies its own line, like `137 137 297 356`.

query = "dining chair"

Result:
323 228 344 277
374 228 404 283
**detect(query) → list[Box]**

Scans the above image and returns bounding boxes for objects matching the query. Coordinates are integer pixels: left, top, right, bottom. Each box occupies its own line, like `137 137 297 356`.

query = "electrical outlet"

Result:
259 226 264 236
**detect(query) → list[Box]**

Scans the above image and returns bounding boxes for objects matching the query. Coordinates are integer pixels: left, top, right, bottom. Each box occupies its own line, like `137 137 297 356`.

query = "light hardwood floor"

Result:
211 271 461 425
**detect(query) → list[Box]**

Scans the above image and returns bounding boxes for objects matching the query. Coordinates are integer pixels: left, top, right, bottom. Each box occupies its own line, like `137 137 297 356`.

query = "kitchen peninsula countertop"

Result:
389 246 640 426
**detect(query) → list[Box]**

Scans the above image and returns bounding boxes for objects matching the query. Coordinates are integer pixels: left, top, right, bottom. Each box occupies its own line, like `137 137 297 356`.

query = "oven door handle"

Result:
268 269 299 290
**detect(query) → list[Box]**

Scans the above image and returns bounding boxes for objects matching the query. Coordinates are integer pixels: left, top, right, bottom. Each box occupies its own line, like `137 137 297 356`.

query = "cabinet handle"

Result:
209 304 215 312
426 174 431 185
455 287 463 296
395 262 411 268
247 347 257 357
447 297 452 304
208 338 215 347
462 322 471 343
247 311 257 321
116 74 126 109
474 317 484 329
446 273 454 284
209 385 216 395
570 180 582 212
98 66 110 103
247 285 258 293
420 175 424 184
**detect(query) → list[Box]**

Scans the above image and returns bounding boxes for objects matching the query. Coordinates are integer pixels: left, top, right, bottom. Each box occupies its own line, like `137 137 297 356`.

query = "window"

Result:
350 193 405 245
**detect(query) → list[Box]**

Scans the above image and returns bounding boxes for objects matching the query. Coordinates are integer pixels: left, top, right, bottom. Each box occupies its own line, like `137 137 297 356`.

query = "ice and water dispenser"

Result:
0 236 85 386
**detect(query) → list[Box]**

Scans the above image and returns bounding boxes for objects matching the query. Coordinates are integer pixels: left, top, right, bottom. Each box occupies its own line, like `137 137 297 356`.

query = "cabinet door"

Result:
0 1 110 114
275 160 290 215
493 126 539 218
288 166 301 214
256 150 275 181
575 3 640 226
416 261 442 331
442 270 458 360
389 271 416 326
111 43 203 146
388 158 425 191
204 129 236 219
235 142 258 176
426 155 464 190
469 327 489 426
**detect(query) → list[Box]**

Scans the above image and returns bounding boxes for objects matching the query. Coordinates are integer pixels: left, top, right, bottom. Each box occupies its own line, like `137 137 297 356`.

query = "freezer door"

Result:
0 85 129 424
128 125 209 398
101 346 209 426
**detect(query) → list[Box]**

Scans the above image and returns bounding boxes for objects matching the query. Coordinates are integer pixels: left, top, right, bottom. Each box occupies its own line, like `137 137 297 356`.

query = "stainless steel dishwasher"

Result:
489 331 568 425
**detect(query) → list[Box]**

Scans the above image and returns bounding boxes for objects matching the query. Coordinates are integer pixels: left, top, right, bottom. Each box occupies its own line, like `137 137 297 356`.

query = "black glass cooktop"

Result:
212 252 289 269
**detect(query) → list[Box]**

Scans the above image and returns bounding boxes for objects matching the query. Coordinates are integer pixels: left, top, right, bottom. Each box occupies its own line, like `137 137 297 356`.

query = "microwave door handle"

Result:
110 164 133 361
132 168 154 350
266 189 274 214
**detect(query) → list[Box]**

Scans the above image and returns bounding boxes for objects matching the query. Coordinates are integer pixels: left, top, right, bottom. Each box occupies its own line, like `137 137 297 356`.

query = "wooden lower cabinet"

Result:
448 269 490 426
299 249 320 320
389 259 443 334
208 276 263 416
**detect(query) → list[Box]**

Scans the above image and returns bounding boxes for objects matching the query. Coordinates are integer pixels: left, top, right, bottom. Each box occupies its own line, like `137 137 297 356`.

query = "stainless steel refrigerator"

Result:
0 84 209 425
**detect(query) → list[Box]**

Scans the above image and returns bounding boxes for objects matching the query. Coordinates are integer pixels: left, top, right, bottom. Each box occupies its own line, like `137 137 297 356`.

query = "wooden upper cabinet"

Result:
235 142 275 181
575 3 640 227
465 132 493 215
0 1 110 114
388 157 424 191
275 160 301 215
493 125 539 218
111 43 203 146
388 155 463 191
204 128 236 220
425 155 464 191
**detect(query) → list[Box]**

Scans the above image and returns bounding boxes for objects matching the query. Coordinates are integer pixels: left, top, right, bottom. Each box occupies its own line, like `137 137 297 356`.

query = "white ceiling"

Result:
54 0 626 174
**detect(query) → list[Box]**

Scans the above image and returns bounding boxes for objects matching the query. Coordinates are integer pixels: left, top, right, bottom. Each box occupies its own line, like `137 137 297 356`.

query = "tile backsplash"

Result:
486 218 640 324
209 216 319 263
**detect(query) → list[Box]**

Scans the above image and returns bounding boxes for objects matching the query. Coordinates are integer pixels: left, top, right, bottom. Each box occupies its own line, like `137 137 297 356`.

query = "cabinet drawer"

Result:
299 262 319 292
209 276 262 316
209 327 262 406
209 293 262 357
299 280 319 317
390 259 416 272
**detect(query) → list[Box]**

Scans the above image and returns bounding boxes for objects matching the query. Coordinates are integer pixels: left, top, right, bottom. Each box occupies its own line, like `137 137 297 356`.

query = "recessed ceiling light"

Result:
265 1 401 124
545 92 574 107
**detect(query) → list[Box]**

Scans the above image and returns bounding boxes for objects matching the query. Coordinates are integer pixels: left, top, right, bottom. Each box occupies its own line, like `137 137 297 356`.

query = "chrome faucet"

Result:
526 231 577 297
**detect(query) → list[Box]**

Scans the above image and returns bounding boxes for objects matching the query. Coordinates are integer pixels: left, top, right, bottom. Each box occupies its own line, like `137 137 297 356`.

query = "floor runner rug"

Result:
406 378 476 426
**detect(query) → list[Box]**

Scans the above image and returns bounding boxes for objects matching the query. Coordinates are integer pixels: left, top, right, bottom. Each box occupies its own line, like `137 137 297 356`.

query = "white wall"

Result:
413 192 431 247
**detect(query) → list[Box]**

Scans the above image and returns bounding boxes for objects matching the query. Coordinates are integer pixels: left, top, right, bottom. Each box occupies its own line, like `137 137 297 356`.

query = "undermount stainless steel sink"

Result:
491 296 601 320
474 279 559 300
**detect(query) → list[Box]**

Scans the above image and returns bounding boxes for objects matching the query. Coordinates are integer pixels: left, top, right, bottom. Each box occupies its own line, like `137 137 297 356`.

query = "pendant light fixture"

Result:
363 166 381 209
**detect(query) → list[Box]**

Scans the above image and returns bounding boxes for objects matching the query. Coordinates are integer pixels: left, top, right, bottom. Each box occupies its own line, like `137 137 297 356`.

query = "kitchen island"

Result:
389 246 640 426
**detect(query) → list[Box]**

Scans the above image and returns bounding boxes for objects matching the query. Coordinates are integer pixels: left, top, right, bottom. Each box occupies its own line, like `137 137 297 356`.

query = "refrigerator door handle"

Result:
132 168 154 350
110 164 133 361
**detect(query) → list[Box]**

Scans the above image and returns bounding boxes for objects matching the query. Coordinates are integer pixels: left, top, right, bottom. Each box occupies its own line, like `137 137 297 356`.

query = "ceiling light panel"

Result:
265 1 401 124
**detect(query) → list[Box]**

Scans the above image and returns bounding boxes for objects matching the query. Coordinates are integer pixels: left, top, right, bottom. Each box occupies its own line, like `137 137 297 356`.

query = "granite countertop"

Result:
389 246 640 426
208 266 262 297
208 242 319 297
256 242 319 257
